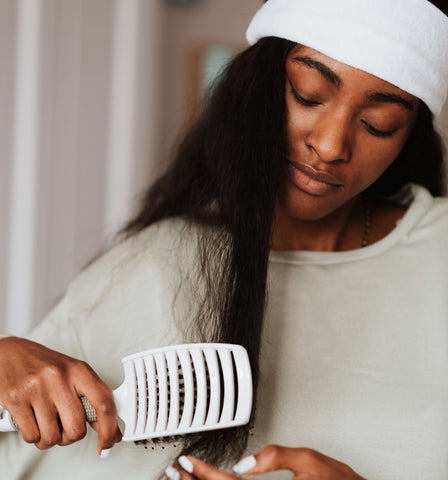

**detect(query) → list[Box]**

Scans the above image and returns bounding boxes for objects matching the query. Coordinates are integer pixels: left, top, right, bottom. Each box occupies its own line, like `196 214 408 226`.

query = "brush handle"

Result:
80 396 98 422
0 396 96 432
0 406 18 431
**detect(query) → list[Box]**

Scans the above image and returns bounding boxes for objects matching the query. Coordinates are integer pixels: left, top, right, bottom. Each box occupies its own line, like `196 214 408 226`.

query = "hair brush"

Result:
0 343 253 441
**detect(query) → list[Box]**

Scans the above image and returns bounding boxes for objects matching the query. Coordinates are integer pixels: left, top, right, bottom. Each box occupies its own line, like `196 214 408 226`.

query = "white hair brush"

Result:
0 343 253 441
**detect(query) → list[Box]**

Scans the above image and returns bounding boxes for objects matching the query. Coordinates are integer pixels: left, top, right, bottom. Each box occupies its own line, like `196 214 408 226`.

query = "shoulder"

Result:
29 217 209 375
412 186 448 229
67 217 200 301
396 184 448 248
36 216 206 337
369 184 448 249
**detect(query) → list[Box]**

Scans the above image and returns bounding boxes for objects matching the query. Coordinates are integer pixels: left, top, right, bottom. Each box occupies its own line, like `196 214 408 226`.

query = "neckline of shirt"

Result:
269 183 433 266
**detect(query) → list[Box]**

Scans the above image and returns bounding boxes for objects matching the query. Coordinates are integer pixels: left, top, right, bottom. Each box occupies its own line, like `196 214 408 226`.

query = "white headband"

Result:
246 0 448 118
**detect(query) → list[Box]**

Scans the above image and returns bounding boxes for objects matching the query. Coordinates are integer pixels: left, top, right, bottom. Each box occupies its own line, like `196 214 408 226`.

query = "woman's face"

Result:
282 45 420 221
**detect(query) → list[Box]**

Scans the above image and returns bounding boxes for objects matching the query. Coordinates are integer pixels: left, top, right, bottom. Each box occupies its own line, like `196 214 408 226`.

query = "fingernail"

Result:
164 466 180 480
178 455 193 473
100 448 112 459
233 455 256 474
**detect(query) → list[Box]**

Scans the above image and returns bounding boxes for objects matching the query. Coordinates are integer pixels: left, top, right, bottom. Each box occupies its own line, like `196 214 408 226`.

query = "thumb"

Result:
89 420 122 452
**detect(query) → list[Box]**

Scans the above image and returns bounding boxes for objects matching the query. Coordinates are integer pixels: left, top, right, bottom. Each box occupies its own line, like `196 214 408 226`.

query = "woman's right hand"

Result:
0 336 120 455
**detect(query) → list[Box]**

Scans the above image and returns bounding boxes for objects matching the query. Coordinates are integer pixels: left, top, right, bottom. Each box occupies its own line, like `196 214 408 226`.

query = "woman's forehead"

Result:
287 44 419 106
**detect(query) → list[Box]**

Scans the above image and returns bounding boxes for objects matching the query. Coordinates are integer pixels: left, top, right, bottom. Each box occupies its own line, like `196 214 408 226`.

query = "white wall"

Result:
0 0 16 336
161 0 261 159
1 0 164 335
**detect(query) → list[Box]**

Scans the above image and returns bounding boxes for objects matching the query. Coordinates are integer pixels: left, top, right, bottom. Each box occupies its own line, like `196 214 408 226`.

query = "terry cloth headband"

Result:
246 0 448 118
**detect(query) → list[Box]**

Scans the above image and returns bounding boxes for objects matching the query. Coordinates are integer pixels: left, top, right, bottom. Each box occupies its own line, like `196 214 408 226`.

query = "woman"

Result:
0 0 447 479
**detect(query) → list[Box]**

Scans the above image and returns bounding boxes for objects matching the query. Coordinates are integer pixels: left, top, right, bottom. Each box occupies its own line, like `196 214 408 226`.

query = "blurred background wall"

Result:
0 0 447 336
0 0 260 336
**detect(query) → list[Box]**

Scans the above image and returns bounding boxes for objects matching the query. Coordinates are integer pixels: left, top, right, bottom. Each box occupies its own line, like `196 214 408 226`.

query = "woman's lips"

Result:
287 160 344 196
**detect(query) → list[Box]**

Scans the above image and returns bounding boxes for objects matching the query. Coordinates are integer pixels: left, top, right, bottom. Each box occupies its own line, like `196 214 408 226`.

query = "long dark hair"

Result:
126 37 293 466
124 35 445 466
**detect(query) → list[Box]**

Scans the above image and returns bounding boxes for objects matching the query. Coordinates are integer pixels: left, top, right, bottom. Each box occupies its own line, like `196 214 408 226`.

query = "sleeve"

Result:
0 218 198 480
27 296 85 358
25 218 198 388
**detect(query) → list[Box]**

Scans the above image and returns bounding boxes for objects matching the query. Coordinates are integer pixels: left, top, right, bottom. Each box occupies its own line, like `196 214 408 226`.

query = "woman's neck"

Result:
270 197 406 252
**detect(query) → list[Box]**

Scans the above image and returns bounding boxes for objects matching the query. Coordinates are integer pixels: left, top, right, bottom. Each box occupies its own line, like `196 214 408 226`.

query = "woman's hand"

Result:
165 445 366 480
0 336 120 455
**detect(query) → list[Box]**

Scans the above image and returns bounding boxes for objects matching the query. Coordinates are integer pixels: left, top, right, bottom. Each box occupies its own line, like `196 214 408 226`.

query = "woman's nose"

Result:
305 112 352 164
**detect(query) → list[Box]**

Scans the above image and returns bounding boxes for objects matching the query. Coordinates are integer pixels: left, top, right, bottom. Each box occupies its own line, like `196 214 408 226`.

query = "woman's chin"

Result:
277 191 350 223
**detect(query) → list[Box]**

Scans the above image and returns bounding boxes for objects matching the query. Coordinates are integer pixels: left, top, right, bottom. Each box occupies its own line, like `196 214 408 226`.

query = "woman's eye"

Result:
291 88 321 107
362 120 398 138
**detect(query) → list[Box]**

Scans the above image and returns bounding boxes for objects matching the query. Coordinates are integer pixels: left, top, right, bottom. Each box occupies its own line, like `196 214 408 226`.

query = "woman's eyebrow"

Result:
366 91 415 111
291 56 342 87
291 56 416 112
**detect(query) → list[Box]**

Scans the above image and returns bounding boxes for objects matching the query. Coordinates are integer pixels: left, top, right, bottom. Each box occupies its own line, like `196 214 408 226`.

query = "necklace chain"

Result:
362 200 371 247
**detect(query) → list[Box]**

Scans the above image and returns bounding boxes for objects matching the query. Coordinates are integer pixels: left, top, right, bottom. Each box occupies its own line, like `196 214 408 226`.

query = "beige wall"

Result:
159 0 262 167
0 0 164 335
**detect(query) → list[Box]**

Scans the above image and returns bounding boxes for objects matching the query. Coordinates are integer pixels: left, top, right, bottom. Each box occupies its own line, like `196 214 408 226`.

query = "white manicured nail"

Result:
233 455 256 474
100 448 112 459
178 455 194 473
165 466 180 480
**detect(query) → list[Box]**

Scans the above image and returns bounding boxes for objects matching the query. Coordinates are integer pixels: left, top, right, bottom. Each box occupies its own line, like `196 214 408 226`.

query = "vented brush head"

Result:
113 343 253 441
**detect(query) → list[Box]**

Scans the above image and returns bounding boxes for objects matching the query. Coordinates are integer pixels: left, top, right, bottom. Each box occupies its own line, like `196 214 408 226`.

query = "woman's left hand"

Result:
165 445 367 480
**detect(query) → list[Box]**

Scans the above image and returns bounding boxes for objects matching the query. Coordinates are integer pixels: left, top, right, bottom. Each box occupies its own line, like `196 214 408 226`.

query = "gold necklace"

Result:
361 200 371 247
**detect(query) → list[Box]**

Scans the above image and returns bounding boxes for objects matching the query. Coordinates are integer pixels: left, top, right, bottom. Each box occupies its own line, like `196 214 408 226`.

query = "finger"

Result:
11 406 41 444
233 445 307 476
74 366 118 454
177 456 238 480
88 416 120 455
56 395 87 446
165 465 194 480
32 402 63 449
89 420 122 443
